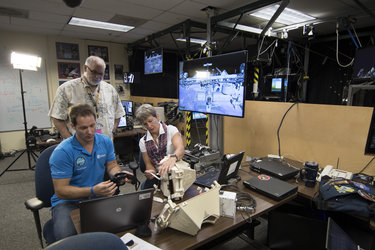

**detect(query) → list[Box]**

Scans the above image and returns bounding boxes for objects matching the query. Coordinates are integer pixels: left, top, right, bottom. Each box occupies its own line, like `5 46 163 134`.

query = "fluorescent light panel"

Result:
69 17 134 32
11 52 41 71
176 37 207 45
250 4 315 25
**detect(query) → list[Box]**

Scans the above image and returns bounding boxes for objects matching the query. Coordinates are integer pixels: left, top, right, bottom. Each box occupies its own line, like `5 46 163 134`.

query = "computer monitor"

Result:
179 50 247 118
144 48 163 75
123 72 140 84
192 112 207 120
117 115 127 128
121 100 133 116
271 77 283 92
352 45 375 82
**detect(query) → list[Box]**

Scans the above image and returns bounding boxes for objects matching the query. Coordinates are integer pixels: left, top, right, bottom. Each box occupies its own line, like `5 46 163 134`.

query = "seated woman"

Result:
135 104 184 189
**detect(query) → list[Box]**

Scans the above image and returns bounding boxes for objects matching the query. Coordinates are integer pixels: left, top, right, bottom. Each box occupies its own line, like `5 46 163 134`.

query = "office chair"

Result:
24 144 58 248
45 232 128 250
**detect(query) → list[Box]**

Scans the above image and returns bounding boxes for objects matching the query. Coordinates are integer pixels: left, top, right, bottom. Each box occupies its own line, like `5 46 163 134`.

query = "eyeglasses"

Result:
85 65 104 77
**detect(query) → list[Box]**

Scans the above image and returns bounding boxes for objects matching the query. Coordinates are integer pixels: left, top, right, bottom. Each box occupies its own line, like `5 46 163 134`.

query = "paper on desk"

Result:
120 233 161 250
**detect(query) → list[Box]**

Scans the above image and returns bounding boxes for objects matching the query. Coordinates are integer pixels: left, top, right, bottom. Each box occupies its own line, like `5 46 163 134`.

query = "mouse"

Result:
46 138 56 143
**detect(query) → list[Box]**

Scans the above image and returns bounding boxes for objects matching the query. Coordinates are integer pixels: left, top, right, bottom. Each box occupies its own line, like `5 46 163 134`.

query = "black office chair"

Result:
25 144 58 248
45 232 128 250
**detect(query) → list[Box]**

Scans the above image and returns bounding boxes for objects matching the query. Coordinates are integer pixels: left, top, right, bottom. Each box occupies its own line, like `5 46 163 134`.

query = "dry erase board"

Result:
0 60 51 132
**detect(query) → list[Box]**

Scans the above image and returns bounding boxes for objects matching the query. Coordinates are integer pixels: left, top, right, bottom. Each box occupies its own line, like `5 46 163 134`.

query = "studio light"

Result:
11 52 41 71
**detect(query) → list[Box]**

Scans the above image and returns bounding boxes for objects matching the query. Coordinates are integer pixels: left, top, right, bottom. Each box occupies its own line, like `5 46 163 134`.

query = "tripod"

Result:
0 70 39 177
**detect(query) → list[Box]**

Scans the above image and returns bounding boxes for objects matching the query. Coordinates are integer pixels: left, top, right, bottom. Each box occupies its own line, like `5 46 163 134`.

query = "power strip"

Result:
267 154 283 159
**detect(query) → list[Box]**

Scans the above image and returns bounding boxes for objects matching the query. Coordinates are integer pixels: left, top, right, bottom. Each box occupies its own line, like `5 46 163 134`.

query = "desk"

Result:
71 168 297 250
35 136 62 151
114 128 146 138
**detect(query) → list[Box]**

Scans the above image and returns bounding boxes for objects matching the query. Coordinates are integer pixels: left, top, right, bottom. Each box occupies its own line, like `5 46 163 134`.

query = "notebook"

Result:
194 151 244 188
250 158 299 180
79 188 154 233
243 174 298 201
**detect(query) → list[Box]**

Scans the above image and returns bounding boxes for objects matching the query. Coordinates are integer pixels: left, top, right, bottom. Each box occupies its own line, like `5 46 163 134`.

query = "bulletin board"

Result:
0 54 51 132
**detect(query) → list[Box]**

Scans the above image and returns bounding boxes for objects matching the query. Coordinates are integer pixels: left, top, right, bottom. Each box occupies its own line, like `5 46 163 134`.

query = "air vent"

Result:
109 14 147 27
0 7 28 18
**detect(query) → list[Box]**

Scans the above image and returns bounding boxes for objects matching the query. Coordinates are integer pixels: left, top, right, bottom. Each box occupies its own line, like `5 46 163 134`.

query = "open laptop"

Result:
79 188 153 233
194 151 244 188
243 174 298 201
250 158 299 180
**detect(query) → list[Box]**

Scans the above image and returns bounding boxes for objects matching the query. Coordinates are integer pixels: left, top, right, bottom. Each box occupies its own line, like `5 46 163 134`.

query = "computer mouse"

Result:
46 138 56 143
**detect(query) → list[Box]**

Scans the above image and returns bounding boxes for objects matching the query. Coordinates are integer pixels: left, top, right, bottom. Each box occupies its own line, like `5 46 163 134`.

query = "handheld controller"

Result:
111 172 139 195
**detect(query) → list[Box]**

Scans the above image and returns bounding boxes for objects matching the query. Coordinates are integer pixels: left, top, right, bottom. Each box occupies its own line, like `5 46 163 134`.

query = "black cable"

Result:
277 102 298 156
358 155 375 173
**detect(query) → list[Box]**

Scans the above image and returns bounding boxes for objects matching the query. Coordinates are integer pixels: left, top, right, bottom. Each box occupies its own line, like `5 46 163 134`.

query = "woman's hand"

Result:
157 157 177 177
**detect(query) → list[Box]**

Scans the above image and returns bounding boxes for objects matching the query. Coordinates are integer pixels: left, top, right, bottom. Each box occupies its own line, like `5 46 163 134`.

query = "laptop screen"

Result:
222 151 245 181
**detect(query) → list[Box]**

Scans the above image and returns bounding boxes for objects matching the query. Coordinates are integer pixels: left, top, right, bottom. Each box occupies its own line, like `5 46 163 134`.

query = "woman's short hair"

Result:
69 104 96 126
135 104 157 122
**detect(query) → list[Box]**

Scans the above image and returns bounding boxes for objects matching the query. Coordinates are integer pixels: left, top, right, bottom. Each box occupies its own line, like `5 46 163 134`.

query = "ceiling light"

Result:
176 38 207 45
218 21 277 37
249 4 315 25
11 52 41 71
68 17 134 32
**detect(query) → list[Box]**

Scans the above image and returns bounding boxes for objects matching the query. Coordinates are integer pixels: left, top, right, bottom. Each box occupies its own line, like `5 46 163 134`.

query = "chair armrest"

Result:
25 197 44 211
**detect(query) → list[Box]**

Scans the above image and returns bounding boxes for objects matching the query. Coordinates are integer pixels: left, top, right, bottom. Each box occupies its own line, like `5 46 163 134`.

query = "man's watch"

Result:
170 153 178 161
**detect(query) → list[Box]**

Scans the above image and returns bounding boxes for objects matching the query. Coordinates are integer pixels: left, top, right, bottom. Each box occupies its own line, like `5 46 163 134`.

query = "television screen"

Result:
192 112 207 119
121 100 133 116
352 45 375 82
179 50 247 118
144 48 163 74
271 78 282 92
117 115 127 128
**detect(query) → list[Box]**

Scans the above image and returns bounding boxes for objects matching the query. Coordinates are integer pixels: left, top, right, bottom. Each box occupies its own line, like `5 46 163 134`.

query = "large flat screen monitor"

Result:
352 45 375 82
178 50 247 118
121 100 133 116
144 48 163 75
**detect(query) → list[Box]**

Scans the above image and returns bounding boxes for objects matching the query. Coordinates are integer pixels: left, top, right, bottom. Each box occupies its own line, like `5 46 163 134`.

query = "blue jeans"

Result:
51 201 79 242
141 178 159 190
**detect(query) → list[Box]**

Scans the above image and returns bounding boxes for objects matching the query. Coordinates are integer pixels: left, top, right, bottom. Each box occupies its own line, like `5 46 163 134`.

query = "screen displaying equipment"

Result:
121 100 133 116
352 45 375 82
144 48 163 74
117 115 127 128
179 50 247 118
79 188 153 234
192 112 207 119
271 78 282 92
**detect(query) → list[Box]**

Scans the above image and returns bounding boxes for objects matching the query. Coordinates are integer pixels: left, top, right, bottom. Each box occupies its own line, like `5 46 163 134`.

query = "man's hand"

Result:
144 169 158 180
112 170 134 185
92 180 118 197
157 157 177 177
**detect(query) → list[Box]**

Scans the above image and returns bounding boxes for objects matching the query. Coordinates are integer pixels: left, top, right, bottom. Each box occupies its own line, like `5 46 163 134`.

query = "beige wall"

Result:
224 101 375 175
0 30 129 152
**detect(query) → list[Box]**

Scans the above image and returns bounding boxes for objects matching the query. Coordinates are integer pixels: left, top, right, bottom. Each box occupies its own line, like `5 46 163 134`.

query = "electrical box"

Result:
219 191 237 218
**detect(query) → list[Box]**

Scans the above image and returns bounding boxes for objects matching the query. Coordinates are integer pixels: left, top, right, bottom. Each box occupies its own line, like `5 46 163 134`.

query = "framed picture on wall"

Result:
88 45 109 62
58 62 81 79
104 64 110 80
56 42 79 60
114 64 124 80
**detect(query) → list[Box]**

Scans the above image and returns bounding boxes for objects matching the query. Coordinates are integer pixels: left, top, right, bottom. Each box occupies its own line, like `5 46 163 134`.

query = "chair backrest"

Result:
35 144 58 208
139 150 146 173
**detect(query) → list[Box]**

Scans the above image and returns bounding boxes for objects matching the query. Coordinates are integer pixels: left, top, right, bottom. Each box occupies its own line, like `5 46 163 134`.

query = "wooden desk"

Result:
114 128 146 138
71 168 297 250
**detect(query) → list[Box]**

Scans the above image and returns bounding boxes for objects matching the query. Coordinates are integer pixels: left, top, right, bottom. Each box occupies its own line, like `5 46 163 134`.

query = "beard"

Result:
86 76 101 86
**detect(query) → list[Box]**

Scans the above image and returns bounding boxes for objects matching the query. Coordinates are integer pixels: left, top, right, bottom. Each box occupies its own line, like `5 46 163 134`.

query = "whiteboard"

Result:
0 59 51 132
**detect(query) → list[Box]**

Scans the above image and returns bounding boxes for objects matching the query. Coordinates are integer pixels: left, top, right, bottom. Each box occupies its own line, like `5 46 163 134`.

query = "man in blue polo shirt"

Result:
49 103 132 243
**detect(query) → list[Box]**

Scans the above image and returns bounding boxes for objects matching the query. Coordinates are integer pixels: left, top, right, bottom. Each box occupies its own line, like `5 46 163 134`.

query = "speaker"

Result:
63 0 83 8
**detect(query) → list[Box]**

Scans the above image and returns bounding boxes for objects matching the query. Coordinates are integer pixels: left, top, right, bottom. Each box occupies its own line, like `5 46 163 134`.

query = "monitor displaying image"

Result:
352 45 375 82
121 100 133 116
117 115 127 128
144 48 163 74
192 112 207 119
271 78 282 92
179 50 247 118
124 72 140 84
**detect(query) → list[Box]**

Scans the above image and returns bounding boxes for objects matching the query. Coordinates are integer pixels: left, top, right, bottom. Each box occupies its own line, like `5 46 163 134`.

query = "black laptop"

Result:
79 188 153 233
250 158 299 180
243 174 298 201
194 151 244 188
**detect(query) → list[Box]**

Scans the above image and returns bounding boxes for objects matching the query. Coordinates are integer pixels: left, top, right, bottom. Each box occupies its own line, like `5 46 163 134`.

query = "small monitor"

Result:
144 48 163 75
192 112 207 120
123 72 140 84
117 115 127 128
352 45 375 82
121 100 133 116
271 78 283 92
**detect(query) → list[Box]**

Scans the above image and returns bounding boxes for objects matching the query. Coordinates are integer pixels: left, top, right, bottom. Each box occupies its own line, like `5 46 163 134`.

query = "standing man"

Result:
49 104 132 243
49 56 124 140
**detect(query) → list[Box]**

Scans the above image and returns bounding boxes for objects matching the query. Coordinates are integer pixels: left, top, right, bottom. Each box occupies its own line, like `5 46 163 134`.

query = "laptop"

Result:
194 151 244 188
79 188 154 233
243 174 298 201
250 158 299 180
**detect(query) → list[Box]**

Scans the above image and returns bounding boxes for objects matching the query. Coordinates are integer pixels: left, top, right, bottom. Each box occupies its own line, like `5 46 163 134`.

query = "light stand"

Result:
0 52 41 177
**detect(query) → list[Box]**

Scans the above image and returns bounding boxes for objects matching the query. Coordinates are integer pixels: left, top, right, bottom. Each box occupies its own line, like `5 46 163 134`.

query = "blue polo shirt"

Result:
50 133 116 208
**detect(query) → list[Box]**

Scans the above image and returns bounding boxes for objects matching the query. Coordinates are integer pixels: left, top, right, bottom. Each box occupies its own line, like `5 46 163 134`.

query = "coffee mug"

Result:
300 161 319 187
